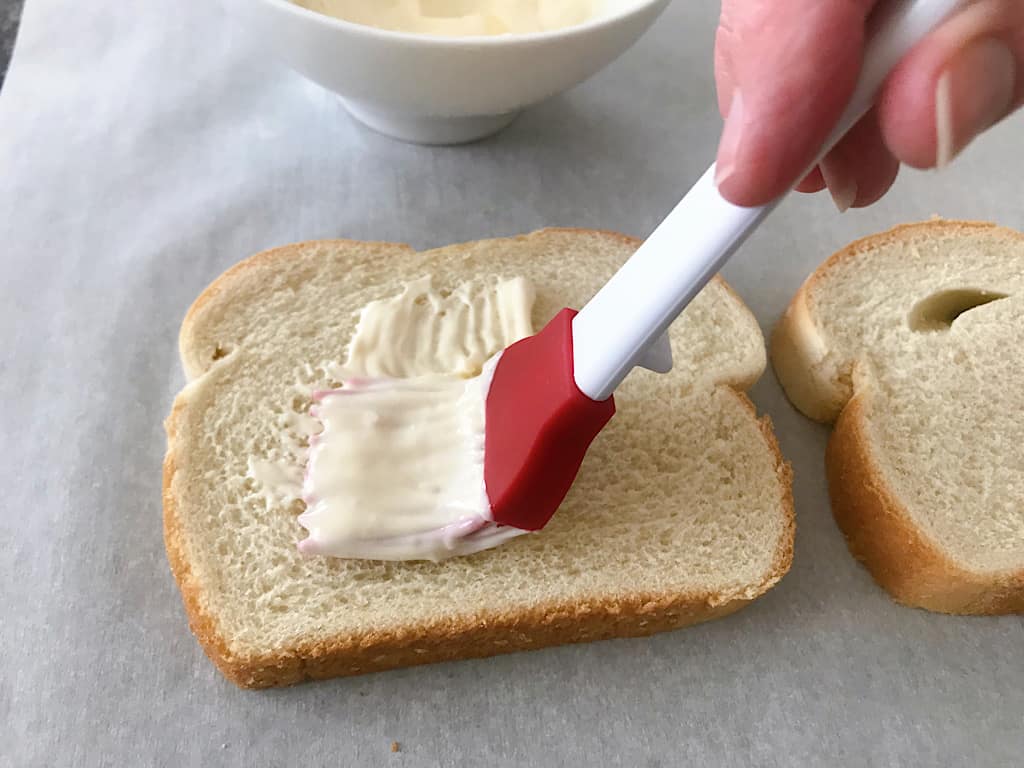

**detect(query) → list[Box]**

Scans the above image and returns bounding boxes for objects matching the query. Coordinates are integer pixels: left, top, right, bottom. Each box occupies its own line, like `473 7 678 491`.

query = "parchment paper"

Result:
1 1 1021 765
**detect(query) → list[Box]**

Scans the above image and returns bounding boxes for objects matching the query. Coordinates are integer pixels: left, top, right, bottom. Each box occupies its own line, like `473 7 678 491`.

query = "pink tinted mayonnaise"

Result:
292 274 536 561
298 356 528 561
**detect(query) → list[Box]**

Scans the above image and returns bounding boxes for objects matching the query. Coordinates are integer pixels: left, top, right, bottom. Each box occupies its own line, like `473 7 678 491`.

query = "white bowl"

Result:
223 0 672 144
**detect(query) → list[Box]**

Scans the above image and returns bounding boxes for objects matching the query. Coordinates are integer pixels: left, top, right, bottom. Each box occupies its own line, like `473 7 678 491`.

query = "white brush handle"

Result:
571 0 966 401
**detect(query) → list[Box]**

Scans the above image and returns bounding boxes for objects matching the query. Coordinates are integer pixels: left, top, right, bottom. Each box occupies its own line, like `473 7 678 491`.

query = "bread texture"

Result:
771 220 1024 614
164 229 794 688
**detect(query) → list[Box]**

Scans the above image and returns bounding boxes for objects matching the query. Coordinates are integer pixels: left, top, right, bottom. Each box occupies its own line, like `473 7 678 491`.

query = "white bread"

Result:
164 228 794 688
771 220 1024 614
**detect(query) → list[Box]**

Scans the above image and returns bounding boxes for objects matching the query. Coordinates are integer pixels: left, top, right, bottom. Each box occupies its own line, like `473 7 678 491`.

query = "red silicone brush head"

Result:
484 308 615 531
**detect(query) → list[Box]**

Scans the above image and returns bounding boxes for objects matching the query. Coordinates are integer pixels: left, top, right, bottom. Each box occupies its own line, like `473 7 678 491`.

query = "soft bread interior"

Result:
775 221 1024 574
166 229 792 658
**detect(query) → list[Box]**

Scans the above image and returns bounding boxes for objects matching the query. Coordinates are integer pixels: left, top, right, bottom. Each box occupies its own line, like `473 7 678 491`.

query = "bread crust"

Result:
827 394 1024 615
164 229 795 688
772 219 1024 615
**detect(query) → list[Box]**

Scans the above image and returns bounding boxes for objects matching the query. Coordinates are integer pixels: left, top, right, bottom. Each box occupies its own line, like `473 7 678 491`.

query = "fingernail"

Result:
715 90 744 188
819 155 857 213
935 38 1016 169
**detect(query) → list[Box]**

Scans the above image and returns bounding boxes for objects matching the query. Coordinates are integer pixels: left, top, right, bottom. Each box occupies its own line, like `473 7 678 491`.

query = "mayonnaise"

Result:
346 275 534 378
292 0 599 36
296 275 536 561
300 356 526 560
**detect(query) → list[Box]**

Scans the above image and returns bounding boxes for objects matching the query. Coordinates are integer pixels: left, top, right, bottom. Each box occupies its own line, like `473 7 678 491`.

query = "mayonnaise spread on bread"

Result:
298 276 535 561
346 275 533 378
292 0 597 36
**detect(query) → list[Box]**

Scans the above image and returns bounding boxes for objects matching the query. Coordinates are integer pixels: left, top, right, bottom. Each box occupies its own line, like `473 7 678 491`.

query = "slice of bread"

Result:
771 220 1024 615
164 228 794 688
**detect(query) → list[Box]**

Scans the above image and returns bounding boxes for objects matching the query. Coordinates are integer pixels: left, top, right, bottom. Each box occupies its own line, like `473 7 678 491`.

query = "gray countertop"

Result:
2 1 1023 766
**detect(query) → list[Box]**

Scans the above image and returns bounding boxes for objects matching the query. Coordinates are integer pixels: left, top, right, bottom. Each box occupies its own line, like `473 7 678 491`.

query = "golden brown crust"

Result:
827 394 1024 615
276 588 749 689
164 228 795 688
772 219 1024 615
770 286 845 423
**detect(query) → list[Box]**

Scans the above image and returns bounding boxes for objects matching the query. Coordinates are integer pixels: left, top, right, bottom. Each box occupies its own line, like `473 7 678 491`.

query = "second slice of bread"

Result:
164 229 794 687
772 220 1024 614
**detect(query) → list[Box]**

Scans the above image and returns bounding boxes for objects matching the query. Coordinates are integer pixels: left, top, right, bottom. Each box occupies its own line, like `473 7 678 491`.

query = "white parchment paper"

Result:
1 1 1022 765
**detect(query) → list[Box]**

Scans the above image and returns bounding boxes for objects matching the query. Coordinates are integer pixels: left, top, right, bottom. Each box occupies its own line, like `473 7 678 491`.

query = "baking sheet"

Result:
1 1 1022 765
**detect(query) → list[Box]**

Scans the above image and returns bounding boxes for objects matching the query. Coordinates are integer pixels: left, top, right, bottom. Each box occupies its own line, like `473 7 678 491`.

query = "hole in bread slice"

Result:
211 343 233 361
907 289 1009 332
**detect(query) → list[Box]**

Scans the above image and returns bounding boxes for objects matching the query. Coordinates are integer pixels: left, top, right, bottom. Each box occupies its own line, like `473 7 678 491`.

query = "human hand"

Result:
713 0 1023 210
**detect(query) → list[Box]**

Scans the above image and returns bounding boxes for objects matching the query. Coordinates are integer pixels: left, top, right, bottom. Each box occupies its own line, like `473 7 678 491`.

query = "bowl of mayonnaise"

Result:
224 0 672 144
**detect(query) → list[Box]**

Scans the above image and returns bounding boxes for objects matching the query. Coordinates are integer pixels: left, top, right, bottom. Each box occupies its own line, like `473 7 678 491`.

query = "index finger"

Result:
714 0 877 207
